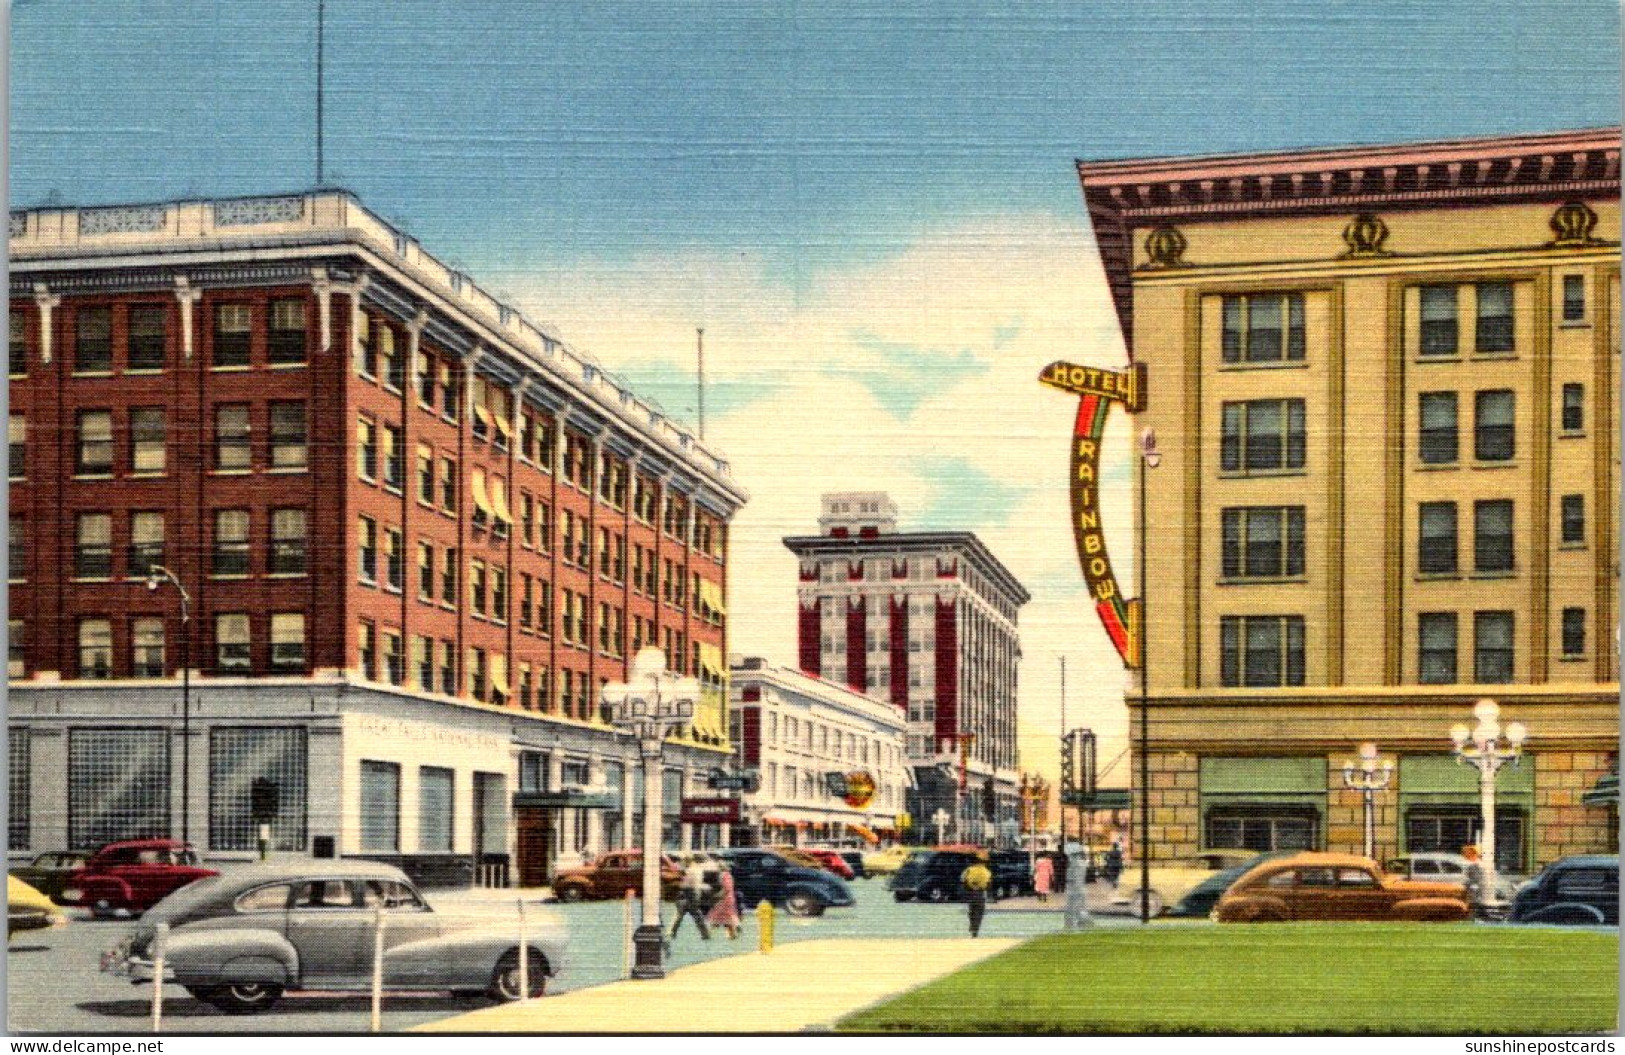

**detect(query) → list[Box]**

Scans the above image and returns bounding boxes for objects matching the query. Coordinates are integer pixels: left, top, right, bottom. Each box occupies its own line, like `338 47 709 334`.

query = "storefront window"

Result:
519 751 549 793
360 760 401 851
419 767 454 852
208 727 308 851
602 762 625 850
662 768 683 851
9 728 28 851
69 729 170 849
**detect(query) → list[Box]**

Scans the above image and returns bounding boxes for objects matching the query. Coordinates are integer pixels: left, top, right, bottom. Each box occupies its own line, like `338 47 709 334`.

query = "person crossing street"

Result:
961 854 993 937
670 855 712 941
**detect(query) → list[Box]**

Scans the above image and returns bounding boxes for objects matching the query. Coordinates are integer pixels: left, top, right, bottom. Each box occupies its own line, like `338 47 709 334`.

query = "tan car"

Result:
1215 852 1471 923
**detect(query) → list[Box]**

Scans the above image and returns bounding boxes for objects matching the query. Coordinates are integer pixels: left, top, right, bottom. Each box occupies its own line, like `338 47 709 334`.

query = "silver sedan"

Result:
104 862 568 1014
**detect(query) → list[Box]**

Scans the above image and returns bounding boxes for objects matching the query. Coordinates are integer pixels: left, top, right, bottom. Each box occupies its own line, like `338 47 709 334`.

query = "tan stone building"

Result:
1077 129 1620 873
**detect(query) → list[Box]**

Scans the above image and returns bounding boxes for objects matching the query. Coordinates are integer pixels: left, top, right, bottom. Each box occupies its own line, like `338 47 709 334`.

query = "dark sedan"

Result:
1509 855 1619 925
712 849 854 917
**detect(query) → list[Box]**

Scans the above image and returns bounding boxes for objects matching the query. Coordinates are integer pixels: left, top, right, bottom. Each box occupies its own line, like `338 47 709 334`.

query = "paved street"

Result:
7 874 1118 1034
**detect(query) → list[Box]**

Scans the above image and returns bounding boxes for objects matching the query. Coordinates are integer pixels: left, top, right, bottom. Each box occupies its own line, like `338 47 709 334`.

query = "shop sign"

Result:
680 797 740 824
842 771 877 809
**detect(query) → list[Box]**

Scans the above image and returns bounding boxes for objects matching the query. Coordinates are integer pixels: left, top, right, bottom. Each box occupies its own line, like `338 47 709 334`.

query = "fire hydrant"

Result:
755 899 775 953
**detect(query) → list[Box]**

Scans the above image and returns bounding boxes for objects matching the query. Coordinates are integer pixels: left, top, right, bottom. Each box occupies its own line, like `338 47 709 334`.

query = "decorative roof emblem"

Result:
1549 201 1602 247
1140 225 1188 269
1341 213 1390 258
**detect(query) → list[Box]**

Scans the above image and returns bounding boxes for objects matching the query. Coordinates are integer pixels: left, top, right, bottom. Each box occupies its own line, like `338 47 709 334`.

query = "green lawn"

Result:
839 924 1619 1034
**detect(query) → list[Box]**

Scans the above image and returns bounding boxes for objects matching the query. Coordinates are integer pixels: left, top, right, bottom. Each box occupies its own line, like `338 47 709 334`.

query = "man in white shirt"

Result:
670 855 712 940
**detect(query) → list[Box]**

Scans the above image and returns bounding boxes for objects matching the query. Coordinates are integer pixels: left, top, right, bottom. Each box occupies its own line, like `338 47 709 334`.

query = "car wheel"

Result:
91 897 115 918
893 892 912 903
783 892 821 918
206 983 283 1014
923 885 949 904
489 948 548 1002
1128 888 1164 917
183 985 221 1003
555 885 586 903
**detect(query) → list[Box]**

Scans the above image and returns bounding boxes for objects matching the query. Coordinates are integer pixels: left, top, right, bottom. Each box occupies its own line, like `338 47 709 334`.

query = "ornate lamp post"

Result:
1137 427 1160 924
145 566 192 845
601 648 699 980
1341 742 1393 861
1450 698 1527 910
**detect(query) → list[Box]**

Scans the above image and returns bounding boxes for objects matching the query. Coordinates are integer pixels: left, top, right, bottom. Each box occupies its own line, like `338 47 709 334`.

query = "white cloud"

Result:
509 213 1140 785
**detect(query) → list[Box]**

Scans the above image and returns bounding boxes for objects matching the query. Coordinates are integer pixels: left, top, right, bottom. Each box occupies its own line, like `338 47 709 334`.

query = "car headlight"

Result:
61 888 81 903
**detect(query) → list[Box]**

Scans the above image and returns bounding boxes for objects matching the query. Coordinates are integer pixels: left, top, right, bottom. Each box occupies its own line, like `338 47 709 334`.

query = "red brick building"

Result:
7 193 745 881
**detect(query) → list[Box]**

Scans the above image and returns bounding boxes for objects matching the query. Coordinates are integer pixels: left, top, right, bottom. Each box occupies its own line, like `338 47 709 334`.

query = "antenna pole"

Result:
316 0 325 186
697 327 706 440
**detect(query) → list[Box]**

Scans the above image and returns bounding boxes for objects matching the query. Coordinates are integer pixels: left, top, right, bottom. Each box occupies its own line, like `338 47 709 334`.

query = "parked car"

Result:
8 876 66 939
105 862 568 1013
1215 852 1470 923
550 851 680 903
989 850 1034 899
712 849 854 917
1164 852 1294 919
890 850 991 903
862 845 916 876
837 851 868 879
797 848 856 880
1115 850 1261 917
1509 854 1619 926
1383 852 1521 903
59 839 217 918
10 851 90 904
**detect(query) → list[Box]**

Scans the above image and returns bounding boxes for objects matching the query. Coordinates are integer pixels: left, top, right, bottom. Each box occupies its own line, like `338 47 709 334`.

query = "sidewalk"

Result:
413 937 1018 1033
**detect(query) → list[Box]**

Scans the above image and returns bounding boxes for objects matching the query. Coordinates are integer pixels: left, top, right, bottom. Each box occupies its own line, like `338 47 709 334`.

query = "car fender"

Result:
387 923 568 989
160 927 298 987
69 875 134 907
1519 902 1606 926
1390 896 1471 922
1218 894 1289 922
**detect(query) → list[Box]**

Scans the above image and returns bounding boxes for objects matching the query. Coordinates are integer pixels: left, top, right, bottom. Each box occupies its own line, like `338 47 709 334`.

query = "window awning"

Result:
491 654 510 696
847 822 880 845
471 469 494 517
699 642 726 681
489 477 514 523
700 579 726 616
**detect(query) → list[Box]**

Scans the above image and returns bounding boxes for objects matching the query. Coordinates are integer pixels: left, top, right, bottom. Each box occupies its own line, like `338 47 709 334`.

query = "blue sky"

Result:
10 1 1619 773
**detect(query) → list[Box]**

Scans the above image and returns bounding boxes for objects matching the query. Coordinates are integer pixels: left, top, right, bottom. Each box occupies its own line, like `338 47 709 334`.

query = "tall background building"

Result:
7 191 745 882
784 493 1028 842
1078 128 1619 872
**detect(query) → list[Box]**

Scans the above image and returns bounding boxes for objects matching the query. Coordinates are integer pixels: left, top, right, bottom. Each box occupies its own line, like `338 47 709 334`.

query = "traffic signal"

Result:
250 778 279 823
981 777 996 821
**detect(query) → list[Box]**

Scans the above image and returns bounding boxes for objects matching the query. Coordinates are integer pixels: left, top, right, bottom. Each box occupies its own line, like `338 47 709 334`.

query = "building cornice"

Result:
730 658 907 732
783 532 1031 607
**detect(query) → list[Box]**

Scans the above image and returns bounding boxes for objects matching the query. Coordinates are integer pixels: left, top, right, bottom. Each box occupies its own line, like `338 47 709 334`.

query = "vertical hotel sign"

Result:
1038 361 1147 669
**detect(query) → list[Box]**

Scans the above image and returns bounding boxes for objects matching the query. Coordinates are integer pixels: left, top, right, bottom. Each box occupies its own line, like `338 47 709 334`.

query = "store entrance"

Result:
515 806 555 887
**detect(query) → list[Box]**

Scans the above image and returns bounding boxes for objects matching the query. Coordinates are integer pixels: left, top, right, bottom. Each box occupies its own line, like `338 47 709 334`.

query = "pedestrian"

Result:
1051 850 1069 894
669 855 712 941
706 864 742 940
1103 839 1124 890
1033 854 1055 904
961 854 993 937
1461 844 1486 912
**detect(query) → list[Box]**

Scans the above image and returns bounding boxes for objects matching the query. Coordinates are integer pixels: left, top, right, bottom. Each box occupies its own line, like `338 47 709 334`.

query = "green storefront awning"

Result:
1063 789 1132 810
1582 773 1618 808
512 790 621 810
1200 756 1328 796
1399 754 1534 800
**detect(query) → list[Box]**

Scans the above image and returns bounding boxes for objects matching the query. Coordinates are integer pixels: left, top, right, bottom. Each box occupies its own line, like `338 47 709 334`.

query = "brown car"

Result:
551 851 681 903
1215 852 1470 923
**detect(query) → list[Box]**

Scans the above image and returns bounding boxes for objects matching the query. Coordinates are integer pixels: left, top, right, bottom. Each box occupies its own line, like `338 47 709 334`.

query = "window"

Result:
1419 392 1457 465
358 516 378 583
75 306 113 372
1560 494 1586 546
354 313 376 377
213 304 252 367
520 493 535 546
1204 807 1318 852
385 528 404 590
1220 507 1305 578
209 728 307 851
1475 282 1514 353
1561 383 1584 433
78 619 113 679
359 761 401 851
1418 612 1457 685
413 635 433 691
440 546 457 605
75 513 112 579
131 408 166 474
1220 399 1306 474
128 512 165 578
439 457 457 513
419 767 454 852
1420 285 1458 356
270 613 305 673
382 424 403 490
470 559 488 615
266 401 308 470
7 416 22 481
9 619 25 679
127 306 167 371
537 501 552 553
1563 274 1586 323
416 445 434 504
77 410 114 474
415 352 435 406
215 614 251 673
1473 500 1513 573
1474 390 1514 462
269 299 306 364
358 621 376 679
1474 611 1514 683
356 417 377 481
1562 607 1586 659
1221 293 1305 364
214 404 252 471
67 729 169 848
468 648 488 701
539 581 554 635
439 362 458 419
1219 615 1305 687
383 630 404 684
439 641 457 696
213 509 251 576
8 518 24 582
491 566 508 623
9 312 26 377
417 542 435 599
270 509 308 575
1418 502 1457 574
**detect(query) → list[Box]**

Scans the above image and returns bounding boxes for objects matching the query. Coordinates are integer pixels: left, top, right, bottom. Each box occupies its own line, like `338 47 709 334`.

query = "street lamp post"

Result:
1137 428 1160 924
1451 698 1527 912
1341 742 1393 860
145 566 192 846
602 648 699 980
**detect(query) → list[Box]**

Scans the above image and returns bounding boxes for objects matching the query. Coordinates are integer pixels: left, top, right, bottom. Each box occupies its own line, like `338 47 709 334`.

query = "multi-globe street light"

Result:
1450 698 1527 910
145 566 192 845
1341 742 1393 860
1137 427 1160 924
601 648 699 980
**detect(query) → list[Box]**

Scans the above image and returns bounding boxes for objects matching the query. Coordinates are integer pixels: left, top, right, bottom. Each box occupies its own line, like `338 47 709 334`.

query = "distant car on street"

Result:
550 851 680 902
8 876 66 939
1214 852 1470 923
105 861 568 1013
796 848 856 880
712 848 854 917
9 851 90 904
1384 852 1520 903
988 850 1034 899
837 850 868 879
1508 854 1619 926
861 845 916 876
59 839 217 918
890 849 989 903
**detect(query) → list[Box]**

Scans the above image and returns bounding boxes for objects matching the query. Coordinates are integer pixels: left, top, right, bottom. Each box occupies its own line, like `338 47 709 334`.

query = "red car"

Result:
59 839 218 918
799 849 856 881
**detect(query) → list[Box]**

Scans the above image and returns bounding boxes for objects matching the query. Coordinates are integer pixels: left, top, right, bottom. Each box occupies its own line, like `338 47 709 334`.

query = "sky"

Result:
10 0 1620 784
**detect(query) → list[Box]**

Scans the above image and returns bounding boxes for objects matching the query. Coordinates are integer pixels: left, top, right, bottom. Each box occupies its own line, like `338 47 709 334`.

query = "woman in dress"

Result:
1033 854 1055 903
706 864 742 940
